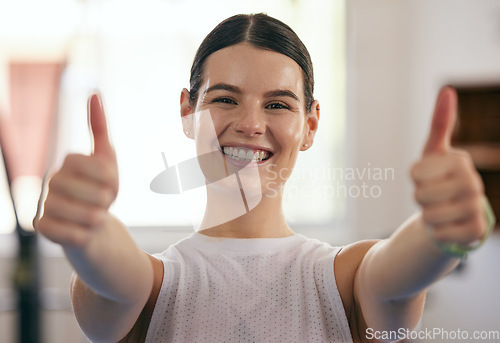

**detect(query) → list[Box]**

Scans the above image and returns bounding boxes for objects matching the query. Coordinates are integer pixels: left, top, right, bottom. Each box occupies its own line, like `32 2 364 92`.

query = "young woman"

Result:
35 13 493 342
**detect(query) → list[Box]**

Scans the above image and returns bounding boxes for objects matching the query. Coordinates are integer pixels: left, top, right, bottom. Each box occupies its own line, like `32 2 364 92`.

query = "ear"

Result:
180 88 194 139
300 100 320 151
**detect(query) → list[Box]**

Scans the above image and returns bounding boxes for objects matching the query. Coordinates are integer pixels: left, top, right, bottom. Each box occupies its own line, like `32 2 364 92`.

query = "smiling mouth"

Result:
221 146 273 163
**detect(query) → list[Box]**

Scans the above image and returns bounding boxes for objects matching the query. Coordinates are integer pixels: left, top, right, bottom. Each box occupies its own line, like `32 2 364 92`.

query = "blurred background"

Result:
0 0 499 342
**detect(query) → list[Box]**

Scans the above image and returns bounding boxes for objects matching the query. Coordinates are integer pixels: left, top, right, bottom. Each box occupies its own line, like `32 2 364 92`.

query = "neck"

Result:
199 185 293 238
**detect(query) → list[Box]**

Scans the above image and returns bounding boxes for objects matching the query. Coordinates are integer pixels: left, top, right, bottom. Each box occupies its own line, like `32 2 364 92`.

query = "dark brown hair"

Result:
189 13 315 111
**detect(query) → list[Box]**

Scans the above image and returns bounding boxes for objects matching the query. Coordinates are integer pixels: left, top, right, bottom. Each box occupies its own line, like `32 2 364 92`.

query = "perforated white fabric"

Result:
145 233 353 343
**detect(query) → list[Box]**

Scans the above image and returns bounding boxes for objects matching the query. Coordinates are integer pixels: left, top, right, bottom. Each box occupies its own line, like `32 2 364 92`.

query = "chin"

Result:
208 169 268 210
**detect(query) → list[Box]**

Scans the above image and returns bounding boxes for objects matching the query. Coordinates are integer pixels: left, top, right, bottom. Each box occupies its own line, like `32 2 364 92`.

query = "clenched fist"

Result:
411 87 488 250
35 94 119 247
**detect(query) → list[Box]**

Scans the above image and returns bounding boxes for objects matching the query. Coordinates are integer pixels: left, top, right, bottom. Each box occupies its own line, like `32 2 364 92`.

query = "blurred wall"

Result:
346 0 500 239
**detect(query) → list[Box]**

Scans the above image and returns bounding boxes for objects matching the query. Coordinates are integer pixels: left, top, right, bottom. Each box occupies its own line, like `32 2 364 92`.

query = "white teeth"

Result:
222 146 271 162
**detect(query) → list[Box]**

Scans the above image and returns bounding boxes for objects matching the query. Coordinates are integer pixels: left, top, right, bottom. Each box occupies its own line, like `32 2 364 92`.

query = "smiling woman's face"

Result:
183 42 318 199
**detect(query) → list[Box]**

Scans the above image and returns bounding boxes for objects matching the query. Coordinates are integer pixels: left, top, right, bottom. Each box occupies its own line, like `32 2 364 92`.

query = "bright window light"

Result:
0 0 345 232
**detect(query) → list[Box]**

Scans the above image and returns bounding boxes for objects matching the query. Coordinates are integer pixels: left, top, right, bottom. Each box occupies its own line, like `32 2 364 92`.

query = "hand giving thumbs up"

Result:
35 93 119 247
411 87 491 255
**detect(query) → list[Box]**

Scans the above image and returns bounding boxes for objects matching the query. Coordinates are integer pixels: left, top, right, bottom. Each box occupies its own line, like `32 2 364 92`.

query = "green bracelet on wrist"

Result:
431 197 496 259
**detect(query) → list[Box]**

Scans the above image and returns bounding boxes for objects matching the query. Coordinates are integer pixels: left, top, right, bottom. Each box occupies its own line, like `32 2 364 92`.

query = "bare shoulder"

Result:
118 253 164 343
334 239 380 341
335 239 381 303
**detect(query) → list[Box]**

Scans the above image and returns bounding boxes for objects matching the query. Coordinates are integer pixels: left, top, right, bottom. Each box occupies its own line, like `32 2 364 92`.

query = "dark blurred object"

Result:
452 84 500 228
0 143 41 343
0 62 63 343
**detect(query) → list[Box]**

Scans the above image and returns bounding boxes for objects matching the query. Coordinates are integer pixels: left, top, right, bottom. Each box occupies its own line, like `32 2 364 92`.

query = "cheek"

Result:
194 109 230 145
272 117 306 151
194 110 223 157
192 111 231 185
203 108 232 138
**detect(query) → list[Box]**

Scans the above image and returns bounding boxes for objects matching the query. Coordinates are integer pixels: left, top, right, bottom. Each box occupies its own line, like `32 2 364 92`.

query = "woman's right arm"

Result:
35 94 154 342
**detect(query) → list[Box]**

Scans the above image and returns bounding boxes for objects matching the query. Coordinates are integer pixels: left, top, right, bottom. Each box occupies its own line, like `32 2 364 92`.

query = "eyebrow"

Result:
204 83 241 95
204 83 300 102
264 90 300 102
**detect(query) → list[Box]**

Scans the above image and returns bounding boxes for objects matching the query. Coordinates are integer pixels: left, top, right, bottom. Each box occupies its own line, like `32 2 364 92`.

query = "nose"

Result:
233 105 266 136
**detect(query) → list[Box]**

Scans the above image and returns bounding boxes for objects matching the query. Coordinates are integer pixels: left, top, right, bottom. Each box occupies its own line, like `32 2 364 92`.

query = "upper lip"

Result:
219 143 274 154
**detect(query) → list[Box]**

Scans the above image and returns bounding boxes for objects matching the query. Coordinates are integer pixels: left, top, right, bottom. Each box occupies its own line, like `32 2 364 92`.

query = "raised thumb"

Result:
423 86 458 155
88 93 115 158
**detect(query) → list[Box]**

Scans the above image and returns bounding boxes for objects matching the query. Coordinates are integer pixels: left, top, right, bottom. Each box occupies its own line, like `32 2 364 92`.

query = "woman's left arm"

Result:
353 87 493 339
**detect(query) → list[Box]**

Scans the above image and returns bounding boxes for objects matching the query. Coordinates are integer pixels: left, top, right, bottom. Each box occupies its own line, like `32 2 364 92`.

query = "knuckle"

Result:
471 196 484 213
457 153 473 171
61 154 73 166
94 158 114 179
41 200 54 216
414 188 423 203
46 171 72 194
462 150 474 164
91 157 118 190
472 174 484 194
104 169 119 191
32 216 90 248
108 190 117 205
40 198 58 219
84 208 105 227
92 158 107 174
33 218 57 241
62 153 82 168
467 217 485 242
410 162 421 181
454 172 482 198
96 191 108 207
465 172 480 190
44 194 66 214
414 188 430 206
33 218 46 234
106 185 117 203
462 196 483 219
47 174 62 191
97 188 114 207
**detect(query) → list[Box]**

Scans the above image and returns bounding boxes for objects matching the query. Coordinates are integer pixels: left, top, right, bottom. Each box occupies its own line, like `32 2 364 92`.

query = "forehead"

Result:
202 43 304 97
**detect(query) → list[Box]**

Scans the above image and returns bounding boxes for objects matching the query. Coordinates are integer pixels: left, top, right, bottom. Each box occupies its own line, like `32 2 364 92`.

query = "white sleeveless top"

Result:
145 233 353 343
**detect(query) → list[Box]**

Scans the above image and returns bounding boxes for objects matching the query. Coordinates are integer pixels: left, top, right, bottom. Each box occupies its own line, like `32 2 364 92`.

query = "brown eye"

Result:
213 97 237 105
266 102 289 110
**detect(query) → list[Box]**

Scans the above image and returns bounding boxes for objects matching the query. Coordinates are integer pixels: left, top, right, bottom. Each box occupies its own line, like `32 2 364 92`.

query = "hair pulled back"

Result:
189 13 315 112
